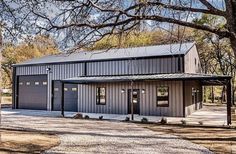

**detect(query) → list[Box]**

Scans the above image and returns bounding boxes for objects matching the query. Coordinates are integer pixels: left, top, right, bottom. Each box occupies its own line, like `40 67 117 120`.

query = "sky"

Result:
1 0 226 50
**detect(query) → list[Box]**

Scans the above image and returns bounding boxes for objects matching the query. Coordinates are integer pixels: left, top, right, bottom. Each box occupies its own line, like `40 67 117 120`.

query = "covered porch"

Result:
61 73 232 125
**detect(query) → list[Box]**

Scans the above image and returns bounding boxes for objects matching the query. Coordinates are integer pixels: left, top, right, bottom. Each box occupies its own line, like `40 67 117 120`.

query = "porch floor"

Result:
73 104 227 126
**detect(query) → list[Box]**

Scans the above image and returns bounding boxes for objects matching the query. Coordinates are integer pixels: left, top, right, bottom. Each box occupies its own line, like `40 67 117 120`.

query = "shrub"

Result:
160 117 167 124
73 113 83 119
125 117 130 121
181 119 186 125
99 116 103 120
141 117 148 123
84 115 90 119
198 121 203 125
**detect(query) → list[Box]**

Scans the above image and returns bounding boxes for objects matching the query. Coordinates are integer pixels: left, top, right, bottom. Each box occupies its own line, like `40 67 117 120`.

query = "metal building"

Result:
12 42 232 124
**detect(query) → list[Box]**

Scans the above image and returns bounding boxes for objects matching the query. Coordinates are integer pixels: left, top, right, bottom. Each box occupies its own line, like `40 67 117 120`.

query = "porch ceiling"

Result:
62 73 231 85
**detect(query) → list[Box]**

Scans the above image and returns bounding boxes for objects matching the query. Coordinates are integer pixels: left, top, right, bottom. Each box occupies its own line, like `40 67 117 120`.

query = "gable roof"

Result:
14 42 195 66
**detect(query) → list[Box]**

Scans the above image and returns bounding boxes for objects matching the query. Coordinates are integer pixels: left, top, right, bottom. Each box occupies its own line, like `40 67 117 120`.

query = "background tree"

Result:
1 35 59 88
193 14 235 103
0 1 235 52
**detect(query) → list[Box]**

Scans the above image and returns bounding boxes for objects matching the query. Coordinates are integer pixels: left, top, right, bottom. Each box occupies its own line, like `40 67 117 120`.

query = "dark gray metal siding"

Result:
78 81 183 116
86 57 183 76
15 63 84 110
14 56 184 112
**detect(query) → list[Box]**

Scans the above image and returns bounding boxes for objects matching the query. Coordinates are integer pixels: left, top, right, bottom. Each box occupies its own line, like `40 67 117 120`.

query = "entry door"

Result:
192 88 198 110
52 81 78 112
128 89 140 114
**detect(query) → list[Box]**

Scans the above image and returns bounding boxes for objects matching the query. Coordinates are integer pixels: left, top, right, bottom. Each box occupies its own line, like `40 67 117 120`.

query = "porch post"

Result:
227 79 232 125
131 80 134 120
61 81 65 117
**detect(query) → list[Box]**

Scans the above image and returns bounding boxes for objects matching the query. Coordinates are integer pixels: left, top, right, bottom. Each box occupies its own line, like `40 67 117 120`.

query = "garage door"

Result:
52 81 78 112
17 75 47 110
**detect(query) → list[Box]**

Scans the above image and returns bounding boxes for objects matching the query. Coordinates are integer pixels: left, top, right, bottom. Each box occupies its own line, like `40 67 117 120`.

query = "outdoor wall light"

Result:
46 67 51 72
141 89 145 94
121 89 125 93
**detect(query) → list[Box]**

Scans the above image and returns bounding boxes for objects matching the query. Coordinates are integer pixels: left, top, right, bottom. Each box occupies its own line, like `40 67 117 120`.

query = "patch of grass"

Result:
1 96 12 105
145 124 236 154
0 129 60 153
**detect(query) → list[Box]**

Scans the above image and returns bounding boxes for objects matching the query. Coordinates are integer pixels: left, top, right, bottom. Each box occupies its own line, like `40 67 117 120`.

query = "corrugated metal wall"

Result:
15 56 184 111
86 57 183 76
78 81 183 117
15 63 84 110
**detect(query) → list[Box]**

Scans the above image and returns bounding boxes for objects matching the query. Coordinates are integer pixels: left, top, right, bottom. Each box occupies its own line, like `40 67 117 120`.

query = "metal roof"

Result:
15 42 195 66
62 73 231 84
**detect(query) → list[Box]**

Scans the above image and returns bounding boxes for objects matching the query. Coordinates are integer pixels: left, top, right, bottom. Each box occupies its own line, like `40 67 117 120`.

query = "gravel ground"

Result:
1 109 213 154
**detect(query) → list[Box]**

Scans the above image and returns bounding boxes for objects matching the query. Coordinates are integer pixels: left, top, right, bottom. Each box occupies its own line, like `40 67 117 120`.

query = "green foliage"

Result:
89 29 194 50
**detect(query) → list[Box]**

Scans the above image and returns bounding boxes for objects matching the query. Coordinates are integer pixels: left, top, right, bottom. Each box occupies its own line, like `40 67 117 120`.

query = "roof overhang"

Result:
62 73 231 85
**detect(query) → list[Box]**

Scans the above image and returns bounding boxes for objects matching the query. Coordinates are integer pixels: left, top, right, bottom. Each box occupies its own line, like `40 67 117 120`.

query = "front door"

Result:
128 89 140 114
192 88 198 110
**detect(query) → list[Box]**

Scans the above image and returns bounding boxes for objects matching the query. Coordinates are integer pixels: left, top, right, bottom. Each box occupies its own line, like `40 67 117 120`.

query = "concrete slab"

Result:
77 104 227 126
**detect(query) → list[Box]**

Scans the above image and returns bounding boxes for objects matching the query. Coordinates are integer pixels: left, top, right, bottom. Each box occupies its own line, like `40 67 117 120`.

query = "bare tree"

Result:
0 1 236 54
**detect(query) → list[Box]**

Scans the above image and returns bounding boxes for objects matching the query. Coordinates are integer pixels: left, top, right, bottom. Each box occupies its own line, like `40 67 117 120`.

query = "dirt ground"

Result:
145 124 236 154
0 129 60 153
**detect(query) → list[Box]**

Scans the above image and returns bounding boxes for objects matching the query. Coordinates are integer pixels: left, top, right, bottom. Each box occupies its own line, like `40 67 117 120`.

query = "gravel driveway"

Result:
1 109 212 154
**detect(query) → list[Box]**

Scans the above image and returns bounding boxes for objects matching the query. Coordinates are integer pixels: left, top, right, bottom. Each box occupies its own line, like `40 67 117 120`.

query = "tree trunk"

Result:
230 37 236 58
211 86 214 103
221 86 226 103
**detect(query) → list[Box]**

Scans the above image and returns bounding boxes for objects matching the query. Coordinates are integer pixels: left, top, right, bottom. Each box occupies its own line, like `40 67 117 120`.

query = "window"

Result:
43 82 47 85
157 86 169 107
54 88 59 91
19 82 23 85
96 87 106 105
178 57 181 72
72 88 77 91
195 58 197 65
64 88 68 91
35 82 39 85
26 82 30 85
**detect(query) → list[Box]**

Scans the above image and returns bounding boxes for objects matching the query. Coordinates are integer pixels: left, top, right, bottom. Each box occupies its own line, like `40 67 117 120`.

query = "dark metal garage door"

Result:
52 81 78 112
17 75 47 110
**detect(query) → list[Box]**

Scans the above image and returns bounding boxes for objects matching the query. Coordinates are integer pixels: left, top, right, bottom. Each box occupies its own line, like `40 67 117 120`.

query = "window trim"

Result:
35 82 40 85
96 87 106 105
156 86 169 107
